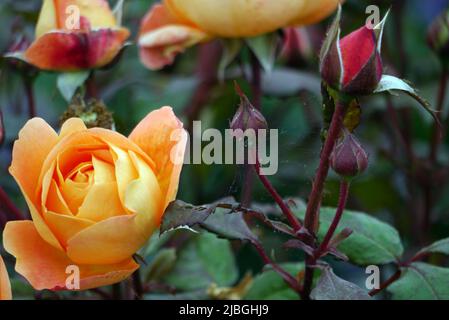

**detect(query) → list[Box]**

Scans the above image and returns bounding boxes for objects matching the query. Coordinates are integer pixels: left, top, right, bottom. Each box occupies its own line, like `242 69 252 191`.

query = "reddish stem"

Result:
369 269 402 296
86 72 99 99
0 185 25 221
253 241 301 293
315 180 350 258
254 159 302 231
304 100 346 232
301 99 347 300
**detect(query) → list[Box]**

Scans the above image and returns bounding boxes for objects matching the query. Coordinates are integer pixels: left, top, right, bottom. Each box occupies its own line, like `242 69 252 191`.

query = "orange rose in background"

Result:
16 0 129 71
138 0 342 69
3 107 186 290
0 255 12 300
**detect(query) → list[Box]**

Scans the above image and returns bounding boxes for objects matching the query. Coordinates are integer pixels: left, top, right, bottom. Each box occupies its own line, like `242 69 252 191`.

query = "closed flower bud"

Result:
230 83 268 132
427 10 449 65
320 8 387 96
330 132 368 178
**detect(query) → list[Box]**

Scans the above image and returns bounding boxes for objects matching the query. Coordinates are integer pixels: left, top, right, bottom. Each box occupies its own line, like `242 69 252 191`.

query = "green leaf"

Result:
162 232 238 291
311 266 371 300
245 33 279 73
374 75 439 125
245 263 302 300
57 71 90 102
388 262 449 300
416 238 449 257
295 207 404 265
218 39 243 81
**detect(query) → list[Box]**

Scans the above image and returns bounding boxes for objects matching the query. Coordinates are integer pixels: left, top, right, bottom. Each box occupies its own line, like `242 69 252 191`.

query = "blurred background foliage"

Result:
1 0 449 300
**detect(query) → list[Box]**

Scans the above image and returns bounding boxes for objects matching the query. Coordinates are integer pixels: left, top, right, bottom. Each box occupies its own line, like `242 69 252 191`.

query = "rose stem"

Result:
254 158 302 231
369 269 402 297
303 100 346 231
240 53 262 207
86 71 99 99
132 269 143 300
314 180 350 259
301 99 346 300
23 77 36 118
253 241 301 293
0 185 25 221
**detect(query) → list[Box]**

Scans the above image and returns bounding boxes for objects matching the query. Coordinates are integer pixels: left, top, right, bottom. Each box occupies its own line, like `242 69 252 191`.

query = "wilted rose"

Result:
3 107 186 290
12 0 130 71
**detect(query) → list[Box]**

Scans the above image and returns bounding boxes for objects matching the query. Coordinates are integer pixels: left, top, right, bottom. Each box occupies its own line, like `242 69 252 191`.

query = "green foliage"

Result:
245 263 302 300
389 263 449 300
295 207 404 265
162 232 238 292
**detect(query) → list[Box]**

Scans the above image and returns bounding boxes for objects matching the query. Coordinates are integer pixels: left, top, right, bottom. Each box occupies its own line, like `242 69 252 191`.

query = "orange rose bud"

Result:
3 107 187 291
231 83 268 132
330 132 368 179
320 8 387 96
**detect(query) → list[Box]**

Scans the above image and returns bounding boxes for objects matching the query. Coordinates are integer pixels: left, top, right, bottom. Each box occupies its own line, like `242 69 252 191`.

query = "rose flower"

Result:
15 0 130 71
3 107 186 290
138 0 342 69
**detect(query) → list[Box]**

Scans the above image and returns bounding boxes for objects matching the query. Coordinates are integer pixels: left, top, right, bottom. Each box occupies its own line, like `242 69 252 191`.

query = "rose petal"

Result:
9 118 62 250
66 149 162 265
129 106 187 208
77 182 126 222
291 0 342 25
43 211 94 247
36 0 117 38
340 26 377 87
3 221 139 291
138 4 209 69
25 28 129 71
0 255 12 300
163 0 308 37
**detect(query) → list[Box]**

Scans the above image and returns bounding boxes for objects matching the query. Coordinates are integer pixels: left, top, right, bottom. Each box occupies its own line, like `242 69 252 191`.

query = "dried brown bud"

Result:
60 95 114 130
330 132 368 179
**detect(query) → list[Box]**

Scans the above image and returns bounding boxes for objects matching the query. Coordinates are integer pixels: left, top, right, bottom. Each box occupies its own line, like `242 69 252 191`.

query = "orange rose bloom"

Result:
0 255 12 300
3 107 186 290
138 0 342 69
22 0 130 71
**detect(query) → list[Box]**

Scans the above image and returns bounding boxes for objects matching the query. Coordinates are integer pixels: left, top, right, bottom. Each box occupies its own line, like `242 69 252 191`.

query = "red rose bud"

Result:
330 132 368 179
230 82 268 132
427 10 449 65
320 9 387 96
